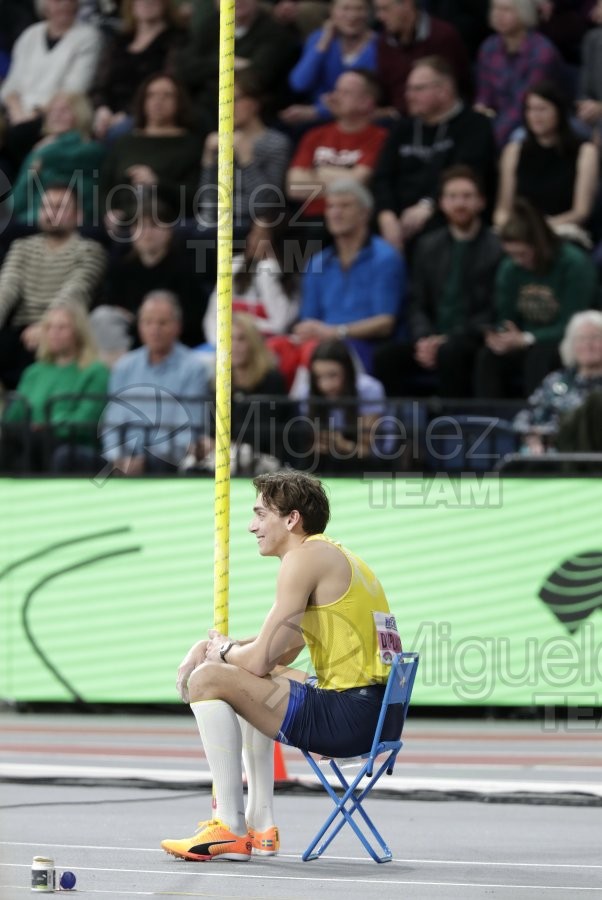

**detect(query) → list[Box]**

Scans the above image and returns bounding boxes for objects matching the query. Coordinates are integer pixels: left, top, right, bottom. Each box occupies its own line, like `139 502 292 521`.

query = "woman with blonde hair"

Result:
192 313 289 473
0 0 100 166
11 91 105 225
1 299 110 472
229 312 282 394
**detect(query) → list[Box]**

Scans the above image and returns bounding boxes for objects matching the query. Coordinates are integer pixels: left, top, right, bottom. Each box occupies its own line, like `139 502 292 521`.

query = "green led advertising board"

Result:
0 477 600 706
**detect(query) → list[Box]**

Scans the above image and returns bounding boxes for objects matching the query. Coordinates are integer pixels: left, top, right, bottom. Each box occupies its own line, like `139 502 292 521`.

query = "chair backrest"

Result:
369 652 419 761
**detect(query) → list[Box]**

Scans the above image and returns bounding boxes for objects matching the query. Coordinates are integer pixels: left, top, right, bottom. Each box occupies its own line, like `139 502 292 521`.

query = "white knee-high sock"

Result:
238 716 275 832
191 700 246 835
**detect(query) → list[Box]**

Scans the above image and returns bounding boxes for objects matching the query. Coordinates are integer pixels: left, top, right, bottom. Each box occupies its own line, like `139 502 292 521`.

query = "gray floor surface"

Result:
1 711 601 899
2 784 602 899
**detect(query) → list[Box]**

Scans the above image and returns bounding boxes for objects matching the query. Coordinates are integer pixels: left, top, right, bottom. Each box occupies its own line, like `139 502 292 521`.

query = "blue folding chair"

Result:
302 651 419 863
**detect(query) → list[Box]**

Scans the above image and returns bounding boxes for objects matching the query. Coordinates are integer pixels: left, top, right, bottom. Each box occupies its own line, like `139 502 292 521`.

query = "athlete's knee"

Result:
188 661 231 702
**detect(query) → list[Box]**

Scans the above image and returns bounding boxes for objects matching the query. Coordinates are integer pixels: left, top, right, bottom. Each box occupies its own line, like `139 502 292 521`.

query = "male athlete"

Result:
161 470 402 861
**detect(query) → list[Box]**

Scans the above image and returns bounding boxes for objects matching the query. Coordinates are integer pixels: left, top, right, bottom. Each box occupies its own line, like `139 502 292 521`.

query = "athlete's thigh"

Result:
190 663 292 739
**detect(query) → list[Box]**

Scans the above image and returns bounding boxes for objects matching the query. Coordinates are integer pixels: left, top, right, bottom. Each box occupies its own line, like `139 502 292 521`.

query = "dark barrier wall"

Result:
1 477 601 707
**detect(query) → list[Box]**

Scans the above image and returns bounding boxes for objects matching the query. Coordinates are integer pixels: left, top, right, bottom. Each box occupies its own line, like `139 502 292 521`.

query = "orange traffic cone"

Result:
274 742 289 782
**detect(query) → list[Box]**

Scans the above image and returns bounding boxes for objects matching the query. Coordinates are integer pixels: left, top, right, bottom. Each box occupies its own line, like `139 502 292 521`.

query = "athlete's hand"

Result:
207 628 228 644
176 639 209 703
205 629 230 662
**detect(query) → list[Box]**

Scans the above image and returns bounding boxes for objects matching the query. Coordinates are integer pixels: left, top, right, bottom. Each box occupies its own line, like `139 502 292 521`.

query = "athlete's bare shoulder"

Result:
289 536 349 575
277 540 325 597
283 536 335 567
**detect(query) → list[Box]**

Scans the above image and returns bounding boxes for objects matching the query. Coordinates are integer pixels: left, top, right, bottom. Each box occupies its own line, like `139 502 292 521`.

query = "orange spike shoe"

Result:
161 819 252 861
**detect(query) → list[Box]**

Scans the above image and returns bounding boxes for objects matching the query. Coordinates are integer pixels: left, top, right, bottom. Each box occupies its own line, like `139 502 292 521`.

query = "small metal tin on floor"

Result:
31 856 55 892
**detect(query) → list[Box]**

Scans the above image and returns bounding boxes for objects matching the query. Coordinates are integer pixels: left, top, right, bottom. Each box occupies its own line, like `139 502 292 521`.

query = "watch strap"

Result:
219 640 234 662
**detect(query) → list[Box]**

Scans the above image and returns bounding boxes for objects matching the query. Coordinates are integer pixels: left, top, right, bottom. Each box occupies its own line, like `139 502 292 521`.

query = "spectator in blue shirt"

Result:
294 178 405 374
101 290 209 475
283 0 377 128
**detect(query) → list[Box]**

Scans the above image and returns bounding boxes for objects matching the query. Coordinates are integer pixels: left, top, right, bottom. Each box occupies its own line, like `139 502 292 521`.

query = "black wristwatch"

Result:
219 640 235 662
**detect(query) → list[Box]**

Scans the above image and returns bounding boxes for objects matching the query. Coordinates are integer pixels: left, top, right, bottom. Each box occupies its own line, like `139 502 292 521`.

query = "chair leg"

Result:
328 759 394 862
302 753 395 863
303 753 345 861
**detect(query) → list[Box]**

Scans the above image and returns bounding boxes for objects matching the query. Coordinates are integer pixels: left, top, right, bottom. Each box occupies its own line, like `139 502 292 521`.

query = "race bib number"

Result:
373 612 402 664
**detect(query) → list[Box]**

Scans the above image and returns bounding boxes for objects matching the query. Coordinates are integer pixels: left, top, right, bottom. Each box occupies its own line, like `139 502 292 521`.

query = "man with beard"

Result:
0 183 106 389
373 56 495 253
374 165 502 398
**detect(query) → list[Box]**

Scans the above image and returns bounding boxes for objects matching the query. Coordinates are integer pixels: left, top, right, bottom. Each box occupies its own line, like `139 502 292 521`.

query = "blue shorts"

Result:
276 679 403 758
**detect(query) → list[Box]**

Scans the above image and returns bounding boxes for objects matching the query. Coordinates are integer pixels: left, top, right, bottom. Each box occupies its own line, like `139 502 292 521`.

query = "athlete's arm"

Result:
222 548 320 677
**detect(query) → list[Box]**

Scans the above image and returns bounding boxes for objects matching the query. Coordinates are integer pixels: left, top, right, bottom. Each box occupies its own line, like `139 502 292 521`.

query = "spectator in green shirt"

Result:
475 198 599 399
1 299 109 473
374 165 502 398
11 91 105 227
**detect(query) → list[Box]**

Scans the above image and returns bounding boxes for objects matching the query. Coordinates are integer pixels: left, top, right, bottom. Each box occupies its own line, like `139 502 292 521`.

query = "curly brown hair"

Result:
253 471 330 535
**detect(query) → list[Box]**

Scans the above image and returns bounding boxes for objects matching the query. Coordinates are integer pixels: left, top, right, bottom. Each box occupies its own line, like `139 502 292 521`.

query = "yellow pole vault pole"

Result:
214 0 235 636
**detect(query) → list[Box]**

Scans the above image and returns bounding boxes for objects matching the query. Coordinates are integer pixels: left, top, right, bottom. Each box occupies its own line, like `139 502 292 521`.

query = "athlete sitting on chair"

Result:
161 470 402 861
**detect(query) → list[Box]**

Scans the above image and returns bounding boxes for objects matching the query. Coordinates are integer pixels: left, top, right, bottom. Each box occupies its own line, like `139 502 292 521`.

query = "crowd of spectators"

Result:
1 0 602 476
